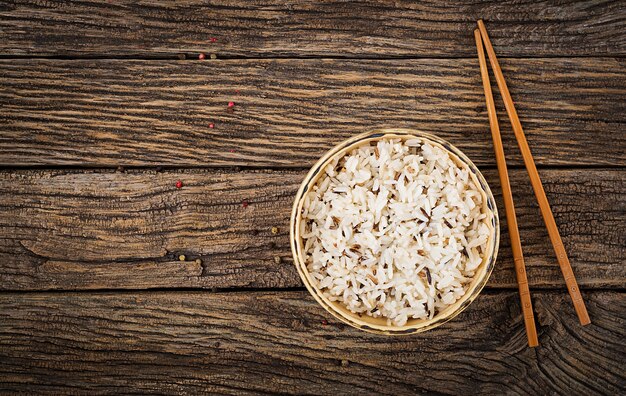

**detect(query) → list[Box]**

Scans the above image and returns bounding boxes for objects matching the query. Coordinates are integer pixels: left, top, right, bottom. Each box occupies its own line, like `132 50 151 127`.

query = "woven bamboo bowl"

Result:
290 129 499 334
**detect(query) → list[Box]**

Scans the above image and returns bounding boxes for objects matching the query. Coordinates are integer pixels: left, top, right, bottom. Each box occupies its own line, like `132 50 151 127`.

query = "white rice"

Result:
300 138 491 327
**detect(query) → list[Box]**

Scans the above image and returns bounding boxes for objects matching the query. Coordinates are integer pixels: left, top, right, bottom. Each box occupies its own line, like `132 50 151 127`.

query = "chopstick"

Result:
476 20 591 326
474 29 539 347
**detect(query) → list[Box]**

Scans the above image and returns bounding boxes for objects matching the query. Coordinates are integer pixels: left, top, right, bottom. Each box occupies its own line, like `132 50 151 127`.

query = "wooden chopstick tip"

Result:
473 29 480 47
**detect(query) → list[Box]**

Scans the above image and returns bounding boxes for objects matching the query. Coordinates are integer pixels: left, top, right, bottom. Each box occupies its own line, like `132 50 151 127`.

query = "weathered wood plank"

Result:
1 168 623 291
1 58 624 167
0 290 623 394
0 1 624 57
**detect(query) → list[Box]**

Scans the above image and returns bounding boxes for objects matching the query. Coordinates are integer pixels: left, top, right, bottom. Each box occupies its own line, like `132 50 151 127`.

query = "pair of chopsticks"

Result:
474 20 590 347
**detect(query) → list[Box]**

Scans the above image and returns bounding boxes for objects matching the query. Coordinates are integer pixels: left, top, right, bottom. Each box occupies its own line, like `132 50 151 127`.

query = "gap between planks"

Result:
0 286 623 296
1 55 626 61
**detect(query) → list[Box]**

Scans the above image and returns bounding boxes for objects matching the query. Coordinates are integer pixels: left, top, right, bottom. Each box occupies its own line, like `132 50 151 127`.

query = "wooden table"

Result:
0 1 624 394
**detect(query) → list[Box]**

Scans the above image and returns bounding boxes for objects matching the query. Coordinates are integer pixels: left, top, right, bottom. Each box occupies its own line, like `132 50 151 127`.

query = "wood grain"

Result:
1 58 624 167
0 1 624 58
0 290 623 394
1 168 623 291
1 2 623 392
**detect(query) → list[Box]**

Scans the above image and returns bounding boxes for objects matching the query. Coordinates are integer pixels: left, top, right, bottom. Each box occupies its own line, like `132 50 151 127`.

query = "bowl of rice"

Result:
290 129 499 334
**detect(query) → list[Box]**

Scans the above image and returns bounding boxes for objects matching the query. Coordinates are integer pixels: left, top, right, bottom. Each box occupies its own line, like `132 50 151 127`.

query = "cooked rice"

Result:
300 138 491 327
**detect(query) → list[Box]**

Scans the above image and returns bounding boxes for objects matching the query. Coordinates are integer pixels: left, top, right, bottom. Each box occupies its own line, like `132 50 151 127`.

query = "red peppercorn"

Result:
228 101 235 108
210 38 217 43
198 53 206 60
242 200 249 208
209 123 214 129
321 319 328 326
176 180 183 189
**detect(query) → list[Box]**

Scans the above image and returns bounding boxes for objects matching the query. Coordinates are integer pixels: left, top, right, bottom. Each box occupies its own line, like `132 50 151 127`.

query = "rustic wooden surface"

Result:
0 291 624 394
0 1 625 394
1 1 625 58
1 58 624 167
0 168 623 291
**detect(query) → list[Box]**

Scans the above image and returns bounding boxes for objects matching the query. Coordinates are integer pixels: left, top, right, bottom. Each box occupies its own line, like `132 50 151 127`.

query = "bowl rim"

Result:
290 128 500 334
